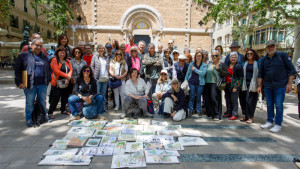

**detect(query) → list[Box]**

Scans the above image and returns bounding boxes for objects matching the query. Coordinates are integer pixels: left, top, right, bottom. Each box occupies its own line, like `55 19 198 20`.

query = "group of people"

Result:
15 33 296 133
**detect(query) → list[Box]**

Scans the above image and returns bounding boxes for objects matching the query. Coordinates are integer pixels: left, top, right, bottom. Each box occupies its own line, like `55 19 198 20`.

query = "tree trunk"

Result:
34 3 38 33
292 21 300 65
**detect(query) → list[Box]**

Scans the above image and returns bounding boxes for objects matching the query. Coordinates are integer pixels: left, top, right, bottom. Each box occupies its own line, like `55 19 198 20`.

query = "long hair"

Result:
112 50 126 65
244 48 259 61
54 46 69 64
194 52 203 65
215 45 223 55
79 65 94 79
71 47 83 59
157 72 169 85
112 39 120 50
57 34 69 47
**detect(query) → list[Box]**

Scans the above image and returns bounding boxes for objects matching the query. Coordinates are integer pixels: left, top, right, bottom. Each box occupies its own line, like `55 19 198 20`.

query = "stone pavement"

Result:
0 69 300 169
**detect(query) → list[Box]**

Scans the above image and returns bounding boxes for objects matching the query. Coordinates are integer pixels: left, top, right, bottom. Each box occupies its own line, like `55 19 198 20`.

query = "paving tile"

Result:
5 163 59 169
183 162 232 169
228 162 298 169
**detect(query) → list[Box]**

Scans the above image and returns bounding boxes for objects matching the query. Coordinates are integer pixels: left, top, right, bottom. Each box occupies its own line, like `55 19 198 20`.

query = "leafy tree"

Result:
255 0 300 64
0 0 10 28
30 0 74 35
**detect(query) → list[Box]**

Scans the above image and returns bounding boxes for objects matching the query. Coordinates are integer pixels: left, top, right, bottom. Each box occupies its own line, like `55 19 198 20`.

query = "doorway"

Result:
134 35 151 47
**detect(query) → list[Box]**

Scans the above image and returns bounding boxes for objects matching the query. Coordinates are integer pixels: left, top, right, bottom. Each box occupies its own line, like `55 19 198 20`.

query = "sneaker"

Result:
269 124 281 133
261 122 273 129
223 114 231 118
120 112 127 119
114 106 119 111
26 120 33 127
164 113 171 119
213 118 220 121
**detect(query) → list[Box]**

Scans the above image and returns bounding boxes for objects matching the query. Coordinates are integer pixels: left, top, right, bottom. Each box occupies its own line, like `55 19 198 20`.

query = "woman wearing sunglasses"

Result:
239 49 259 123
126 46 144 78
68 65 105 121
152 70 171 113
185 52 207 117
109 50 128 111
205 50 229 121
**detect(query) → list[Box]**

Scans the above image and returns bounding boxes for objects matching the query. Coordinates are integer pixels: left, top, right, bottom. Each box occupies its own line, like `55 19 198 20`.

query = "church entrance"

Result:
134 35 151 47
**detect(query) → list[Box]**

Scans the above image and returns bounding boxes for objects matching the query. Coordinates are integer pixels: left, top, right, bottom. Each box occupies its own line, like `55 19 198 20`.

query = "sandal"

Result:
240 117 248 122
61 110 71 115
48 114 55 119
246 118 254 124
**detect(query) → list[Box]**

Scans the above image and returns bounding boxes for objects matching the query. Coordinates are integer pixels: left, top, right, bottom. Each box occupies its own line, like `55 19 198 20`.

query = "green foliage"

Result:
0 0 10 28
30 0 74 35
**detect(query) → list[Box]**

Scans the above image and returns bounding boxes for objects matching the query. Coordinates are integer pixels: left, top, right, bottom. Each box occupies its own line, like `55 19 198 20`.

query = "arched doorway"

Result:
120 5 164 48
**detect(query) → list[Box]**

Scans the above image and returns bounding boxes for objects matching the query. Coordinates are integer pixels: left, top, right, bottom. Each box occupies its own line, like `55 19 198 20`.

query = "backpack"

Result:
31 100 46 127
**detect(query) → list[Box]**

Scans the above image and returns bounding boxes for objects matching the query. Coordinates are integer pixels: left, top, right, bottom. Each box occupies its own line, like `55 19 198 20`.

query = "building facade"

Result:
68 0 213 53
0 0 57 56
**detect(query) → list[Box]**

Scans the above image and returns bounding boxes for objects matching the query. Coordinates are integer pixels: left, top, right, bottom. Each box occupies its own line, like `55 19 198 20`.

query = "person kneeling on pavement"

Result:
162 78 188 121
68 65 105 121
121 68 154 119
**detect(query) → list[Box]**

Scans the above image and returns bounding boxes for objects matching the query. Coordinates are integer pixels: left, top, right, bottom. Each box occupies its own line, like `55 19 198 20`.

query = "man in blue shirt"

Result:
15 38 51 127
258 40 295 133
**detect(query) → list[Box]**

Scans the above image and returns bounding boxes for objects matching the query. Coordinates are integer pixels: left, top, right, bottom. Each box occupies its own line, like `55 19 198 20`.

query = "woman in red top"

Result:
223 52 244 120
48 47 73 119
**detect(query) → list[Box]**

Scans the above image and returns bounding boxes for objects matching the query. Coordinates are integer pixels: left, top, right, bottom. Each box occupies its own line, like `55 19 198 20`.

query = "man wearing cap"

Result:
143 43 163 99
224 42 245 66
162 78 187 121
258 40 295 133
174 55 189 84
105 43 113 61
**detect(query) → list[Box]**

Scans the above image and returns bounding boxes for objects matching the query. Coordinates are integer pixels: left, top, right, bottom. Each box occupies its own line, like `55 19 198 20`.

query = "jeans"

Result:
264 87 286 125
68 94 104 118
97 81 108 105
113 81 125 108
24 84 47 121
188 85 204 115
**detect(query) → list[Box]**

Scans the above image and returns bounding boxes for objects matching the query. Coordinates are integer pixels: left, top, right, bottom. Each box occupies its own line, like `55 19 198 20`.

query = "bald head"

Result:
31 33 41 41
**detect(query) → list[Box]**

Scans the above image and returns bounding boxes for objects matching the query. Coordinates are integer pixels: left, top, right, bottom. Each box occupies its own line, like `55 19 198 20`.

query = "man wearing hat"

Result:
258 40 295 133
105 43 113 61
162 78 188 121
224 42 245 66
174 55 189 84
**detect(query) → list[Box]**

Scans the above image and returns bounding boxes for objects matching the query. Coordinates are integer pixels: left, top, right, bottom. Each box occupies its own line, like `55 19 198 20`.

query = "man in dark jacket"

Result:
162 78 187 121
15 38 51 127
224 42 245 66
258 40 295 133
174 55 189 84
143 43 163 98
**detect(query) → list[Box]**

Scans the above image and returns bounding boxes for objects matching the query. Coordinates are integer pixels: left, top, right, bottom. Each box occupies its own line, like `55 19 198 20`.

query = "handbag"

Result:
53 64 68 89
217 77 226 90
147 99 155 114
98 76 109 82
109 63 122 89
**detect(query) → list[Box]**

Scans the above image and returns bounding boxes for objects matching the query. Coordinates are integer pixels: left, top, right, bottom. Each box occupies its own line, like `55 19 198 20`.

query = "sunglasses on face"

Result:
173 53 179 55
116 53 122 56
131 50 137 52
247 53 253 55
34 43 43 48
267 45 275 48
179 60 185 62
75 51 81 54
161 73 167 75
212 55 219 57
83 70 90 73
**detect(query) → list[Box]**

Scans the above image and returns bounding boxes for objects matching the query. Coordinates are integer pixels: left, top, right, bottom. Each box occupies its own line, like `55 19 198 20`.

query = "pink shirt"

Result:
125 43 137 54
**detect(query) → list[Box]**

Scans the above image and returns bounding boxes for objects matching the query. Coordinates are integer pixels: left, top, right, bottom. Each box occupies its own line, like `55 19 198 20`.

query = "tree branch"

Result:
268 6 298 22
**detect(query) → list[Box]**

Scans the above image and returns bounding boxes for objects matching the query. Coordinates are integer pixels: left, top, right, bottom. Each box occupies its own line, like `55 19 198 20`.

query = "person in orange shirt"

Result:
48 47 73 119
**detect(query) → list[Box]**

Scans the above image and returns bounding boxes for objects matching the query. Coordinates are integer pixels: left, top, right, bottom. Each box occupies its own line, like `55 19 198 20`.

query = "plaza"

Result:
0 69 299 169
